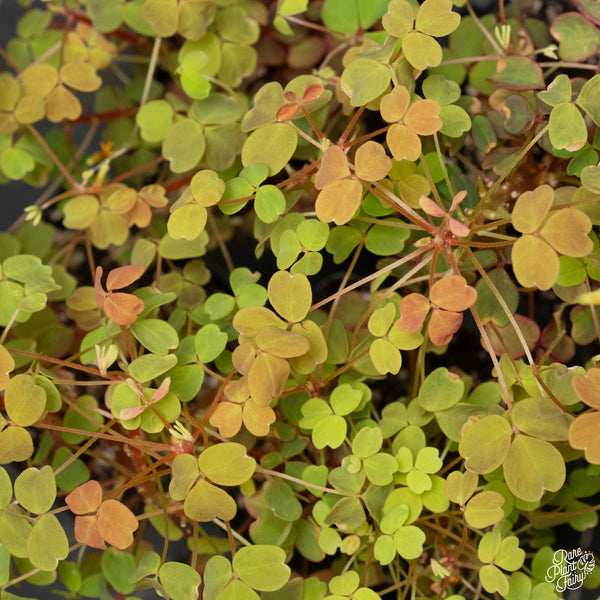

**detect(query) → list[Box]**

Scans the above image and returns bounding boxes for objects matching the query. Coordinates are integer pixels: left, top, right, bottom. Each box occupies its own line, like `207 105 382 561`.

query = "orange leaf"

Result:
103 292 145 326
66 480 103 515
302 83 324 103
428 309 463 346
573 368 600 410
430 275 477 312
404 99 442 136
106 265 145 291
314 145 349 190
380 86 410 123
448 218 470 238
354 141 392 182
74 515 106 549
398 293 430 333
569 412 600 464
243 399 276 437
386 123 422 162
210 401 244 438
315 178 363 225
97 499 139 550
276 103 299 121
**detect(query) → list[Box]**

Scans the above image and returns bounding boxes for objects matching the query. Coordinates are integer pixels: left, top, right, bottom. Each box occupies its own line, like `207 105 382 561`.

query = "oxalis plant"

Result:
3 0 600 599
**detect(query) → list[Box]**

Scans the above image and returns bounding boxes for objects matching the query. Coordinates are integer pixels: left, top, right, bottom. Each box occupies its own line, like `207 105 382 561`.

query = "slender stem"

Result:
25 124 80 190
465 0 503 55
257 466 355 496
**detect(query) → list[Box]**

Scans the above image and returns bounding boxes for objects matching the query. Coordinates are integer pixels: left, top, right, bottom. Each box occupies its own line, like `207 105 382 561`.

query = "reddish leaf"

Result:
449 190 467 213
448 218 470 238
74 515 106 549
404 99 443 136
569 412 600 464
573 368 600 410
97 499 139 550
398 293 430 333
314 145 349 190
103 293 145 326
302 83 324 103
276 103 299 121
419 196 445 217
428 309 463 346
66 480 103 515
106 265 145 291
430 276 477 312
315 178 362 225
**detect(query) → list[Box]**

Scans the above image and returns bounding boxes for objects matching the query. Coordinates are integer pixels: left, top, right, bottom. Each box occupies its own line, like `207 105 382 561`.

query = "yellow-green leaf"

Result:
267 270 312 322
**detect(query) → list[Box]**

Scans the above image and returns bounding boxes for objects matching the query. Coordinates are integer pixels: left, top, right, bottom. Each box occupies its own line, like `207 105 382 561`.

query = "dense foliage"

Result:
1 0 600 598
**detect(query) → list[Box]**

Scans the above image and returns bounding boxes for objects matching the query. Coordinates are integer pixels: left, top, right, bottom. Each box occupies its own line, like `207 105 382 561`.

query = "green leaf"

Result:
268 270 312 322
27 514 68 571
512 396 573 441
204 555 232 600
0 147 35 180
512 235 559 291
0 426 34 464
218 580 260 600
370 338 402 374
394 525 425 560
577 74 600 126
474 268 519 328
480 564 509 596
265 480 303 521
464 491 505 528
365 221 410 256
233 545 291 592
444 470 478 505
241 123 297 176
503 435 565 502
169 454 200 501
418 367 464 411
439 104 471 137
495 536 525 571
312 414 347 449
128 353 177 383
324 497 366 531
330 383 363 416
0 507 32 558
184 479 237 522
4 373 46 427
458 415 512 474
415 0 460 37
402 32 443 71
549 103 587 151
551 12 600 61
141 0 178 37
195 324 228 363
198 442 256 486
340 58 391 107
321 0 359 34
131 319 179 355
159 562 202 600
102 547 136 595
364 453 398 486
14 465 56 514
255 185 286 224
352 426 383 459
162 118 206 173
488 56 545 90
168 203 207 241
0 467 12 509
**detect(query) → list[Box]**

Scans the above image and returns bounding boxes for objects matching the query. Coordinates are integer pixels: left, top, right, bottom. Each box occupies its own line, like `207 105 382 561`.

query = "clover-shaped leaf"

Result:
464 491 505 528
459 415 512 474
95 265 145 326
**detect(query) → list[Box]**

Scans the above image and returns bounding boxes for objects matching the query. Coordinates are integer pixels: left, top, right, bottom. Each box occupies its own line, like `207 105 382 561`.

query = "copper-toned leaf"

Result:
106 265 145 291
386 123 422 162
540 208 593 258
301 83 324 103
97 499 139 549
354 141 392 182
404 99 442 136
448 218 470 238
243 399 276 437
94 266 105 309
210 401 244 438
314 145 349 190
315 178 363 225
483 313 540 359
380 86 410 123
66 480 103 515
569 412 600 464
572 367 600 409
430 275 477 312
512 235 559 290
247 352 290 405
103 293 145 326
397 293 430 333
428 309 463 346
74 514 106 549
276 103 299 121
511 185 554 234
